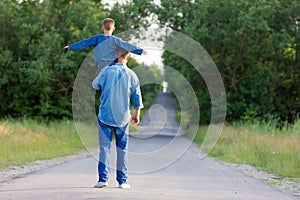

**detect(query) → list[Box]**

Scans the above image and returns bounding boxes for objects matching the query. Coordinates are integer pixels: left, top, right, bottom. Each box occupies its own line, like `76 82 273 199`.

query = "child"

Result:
92 47 143 189
64 18 147 70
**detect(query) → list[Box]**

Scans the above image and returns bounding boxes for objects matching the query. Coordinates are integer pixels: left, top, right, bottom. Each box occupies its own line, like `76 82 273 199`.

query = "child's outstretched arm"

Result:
64 36 98 51
114 37 148 56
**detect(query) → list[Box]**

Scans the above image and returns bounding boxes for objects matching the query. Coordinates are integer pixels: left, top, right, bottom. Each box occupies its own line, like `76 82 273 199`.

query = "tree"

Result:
0 0 158 120
0 0 106 119
156 0 300 123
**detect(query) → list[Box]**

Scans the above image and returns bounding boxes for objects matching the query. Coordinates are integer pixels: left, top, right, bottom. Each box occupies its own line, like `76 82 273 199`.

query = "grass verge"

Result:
186 119 300 178
0 119 84 169
0 117 146 169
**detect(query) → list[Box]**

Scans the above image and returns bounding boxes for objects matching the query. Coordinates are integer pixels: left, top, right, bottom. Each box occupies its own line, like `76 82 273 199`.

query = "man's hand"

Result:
142 49 148 56
130 115 139 125
130 109 140 125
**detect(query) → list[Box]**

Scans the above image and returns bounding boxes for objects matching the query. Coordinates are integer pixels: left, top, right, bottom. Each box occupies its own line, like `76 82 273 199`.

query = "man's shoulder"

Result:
125 67 139 80
97 65 111 77
100 64 120 73
126 67 135 74
110 64 135 74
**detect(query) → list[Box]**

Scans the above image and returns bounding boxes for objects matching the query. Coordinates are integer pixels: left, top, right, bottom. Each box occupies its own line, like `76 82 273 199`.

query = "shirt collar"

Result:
115 63 126 67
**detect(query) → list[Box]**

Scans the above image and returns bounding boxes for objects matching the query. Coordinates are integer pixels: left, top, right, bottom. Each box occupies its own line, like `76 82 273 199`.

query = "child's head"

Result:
116 47 130 63
102 18 115 34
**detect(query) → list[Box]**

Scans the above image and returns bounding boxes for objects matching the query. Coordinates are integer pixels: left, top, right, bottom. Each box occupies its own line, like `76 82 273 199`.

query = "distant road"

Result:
0 92 297 200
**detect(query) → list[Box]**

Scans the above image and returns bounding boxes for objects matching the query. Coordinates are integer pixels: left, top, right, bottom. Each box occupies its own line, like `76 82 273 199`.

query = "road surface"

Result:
0 93 297 200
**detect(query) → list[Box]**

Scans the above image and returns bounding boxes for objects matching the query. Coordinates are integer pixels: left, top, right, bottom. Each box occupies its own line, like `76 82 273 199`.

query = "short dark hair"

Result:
102 18 115 31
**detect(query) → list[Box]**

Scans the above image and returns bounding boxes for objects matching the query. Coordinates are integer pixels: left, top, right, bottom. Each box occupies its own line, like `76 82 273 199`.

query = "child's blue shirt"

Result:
69 34 143 68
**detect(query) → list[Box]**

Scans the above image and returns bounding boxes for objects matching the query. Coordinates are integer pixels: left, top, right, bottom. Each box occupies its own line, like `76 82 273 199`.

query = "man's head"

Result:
116 47 130 63
102 18 115 35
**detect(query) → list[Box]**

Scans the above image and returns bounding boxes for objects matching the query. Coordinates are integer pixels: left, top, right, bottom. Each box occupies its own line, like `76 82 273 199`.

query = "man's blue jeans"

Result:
97 120 129 184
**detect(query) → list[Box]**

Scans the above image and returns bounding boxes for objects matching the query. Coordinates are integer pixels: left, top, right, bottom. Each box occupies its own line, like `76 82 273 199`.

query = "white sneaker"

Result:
119 183 130 189
94 181 108 188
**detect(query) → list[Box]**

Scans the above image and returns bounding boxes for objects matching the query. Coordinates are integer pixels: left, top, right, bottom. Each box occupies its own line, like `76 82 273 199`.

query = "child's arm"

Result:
114 37 148 55
65 35 98 51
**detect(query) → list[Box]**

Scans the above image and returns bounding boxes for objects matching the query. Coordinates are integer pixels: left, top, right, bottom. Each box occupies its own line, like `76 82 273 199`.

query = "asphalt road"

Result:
0 92 297 200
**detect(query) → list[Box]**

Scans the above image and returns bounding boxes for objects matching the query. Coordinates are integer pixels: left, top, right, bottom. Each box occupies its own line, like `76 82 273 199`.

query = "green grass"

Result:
186 119 300 178
0 117 145 169
0 87 156 169
0 119 85 169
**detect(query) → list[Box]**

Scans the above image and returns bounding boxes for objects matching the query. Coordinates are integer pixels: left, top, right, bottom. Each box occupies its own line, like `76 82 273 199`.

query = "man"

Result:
92 47 143 189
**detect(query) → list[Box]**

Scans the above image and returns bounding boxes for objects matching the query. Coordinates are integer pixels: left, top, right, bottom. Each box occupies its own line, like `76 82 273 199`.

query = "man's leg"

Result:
115 124 129 185
98 120 113 183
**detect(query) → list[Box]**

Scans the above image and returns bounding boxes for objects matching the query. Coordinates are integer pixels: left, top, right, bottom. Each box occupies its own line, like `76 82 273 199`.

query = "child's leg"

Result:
114 124 129 184
98 120 113 182
97 61 115 72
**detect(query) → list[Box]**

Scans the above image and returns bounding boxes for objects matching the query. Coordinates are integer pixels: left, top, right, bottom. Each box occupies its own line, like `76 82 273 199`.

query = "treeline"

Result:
0 0 152 120
156 0 300 124
1 0 299 124
1 0 105 119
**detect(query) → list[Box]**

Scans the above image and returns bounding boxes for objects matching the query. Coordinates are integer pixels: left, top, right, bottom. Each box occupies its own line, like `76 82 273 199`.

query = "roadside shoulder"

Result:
0 150 91 183
215 158 300 198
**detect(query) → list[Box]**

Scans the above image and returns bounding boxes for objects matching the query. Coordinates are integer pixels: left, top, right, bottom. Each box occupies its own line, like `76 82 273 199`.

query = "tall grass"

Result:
0 119 84 169
188 119 300 178
0 118 144 169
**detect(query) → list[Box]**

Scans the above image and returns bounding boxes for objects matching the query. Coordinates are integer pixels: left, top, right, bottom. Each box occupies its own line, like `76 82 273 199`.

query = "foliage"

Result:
0 0 155 120
1 0 299 124
187 118 300 178
156 0 300 124
0 0 104 119
107 0 155 33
